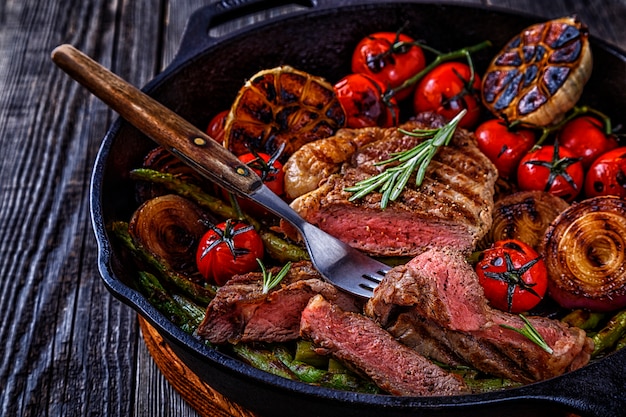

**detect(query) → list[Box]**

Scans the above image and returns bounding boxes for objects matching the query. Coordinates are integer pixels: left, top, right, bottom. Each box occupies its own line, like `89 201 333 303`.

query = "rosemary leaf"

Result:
500 314 554 354
259 259 292 294
345 109 466 209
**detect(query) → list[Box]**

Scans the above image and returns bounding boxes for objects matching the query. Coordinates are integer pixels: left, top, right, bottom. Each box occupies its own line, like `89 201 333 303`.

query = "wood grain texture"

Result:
0 0 624 417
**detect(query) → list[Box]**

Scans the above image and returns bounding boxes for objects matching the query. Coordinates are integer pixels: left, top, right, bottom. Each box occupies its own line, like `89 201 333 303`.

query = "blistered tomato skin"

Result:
351 32 426 101
334 73 399 128
413 62 482 129
206 109 229 144
584 147 626 198
196 220 264 286
517 143 584 202
475 119 536 179
476 239 548 313
558 116 619 169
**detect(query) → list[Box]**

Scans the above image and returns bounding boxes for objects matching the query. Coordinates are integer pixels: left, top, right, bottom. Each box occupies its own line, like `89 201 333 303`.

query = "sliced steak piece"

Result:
288 113 498 256
197 261 360 344
366 247 593 383
300 294 469 396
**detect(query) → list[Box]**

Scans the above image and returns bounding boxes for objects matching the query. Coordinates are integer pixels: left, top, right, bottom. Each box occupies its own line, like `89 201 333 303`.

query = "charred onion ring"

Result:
129 194 209 279
487 190 570 250
542 196 626 312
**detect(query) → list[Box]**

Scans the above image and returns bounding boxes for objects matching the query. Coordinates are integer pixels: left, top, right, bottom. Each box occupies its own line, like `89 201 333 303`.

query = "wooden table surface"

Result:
1 0 625 416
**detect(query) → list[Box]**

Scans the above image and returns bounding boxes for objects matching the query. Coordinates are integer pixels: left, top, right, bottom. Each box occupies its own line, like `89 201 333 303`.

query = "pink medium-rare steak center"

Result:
288 114 498 256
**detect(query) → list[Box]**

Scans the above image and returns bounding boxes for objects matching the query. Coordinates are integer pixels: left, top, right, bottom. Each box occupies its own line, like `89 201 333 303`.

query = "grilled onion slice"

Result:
482 16 592 126
129 194 209 279
542 196 626 312
486 191 569 250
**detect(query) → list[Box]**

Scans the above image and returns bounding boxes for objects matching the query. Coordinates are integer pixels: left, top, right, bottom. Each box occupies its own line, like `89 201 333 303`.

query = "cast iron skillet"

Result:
90 1 626 416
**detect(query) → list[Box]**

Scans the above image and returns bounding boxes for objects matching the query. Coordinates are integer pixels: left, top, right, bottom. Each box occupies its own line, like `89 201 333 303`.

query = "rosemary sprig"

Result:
344 109 466 209
258 259 292 294
500 314 554 354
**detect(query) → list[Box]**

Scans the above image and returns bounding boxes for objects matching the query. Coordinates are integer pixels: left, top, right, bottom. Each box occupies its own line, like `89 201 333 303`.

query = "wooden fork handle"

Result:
51 44 262 196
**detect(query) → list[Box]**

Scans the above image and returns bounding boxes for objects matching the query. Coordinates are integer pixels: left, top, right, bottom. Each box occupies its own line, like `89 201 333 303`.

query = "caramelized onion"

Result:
486 191 569 250
129 194 209 278
542 196 626 312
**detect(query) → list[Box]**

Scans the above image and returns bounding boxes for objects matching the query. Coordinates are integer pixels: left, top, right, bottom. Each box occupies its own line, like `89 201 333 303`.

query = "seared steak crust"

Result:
366 247 593 383
289 113 498 256
197 261 360 344
300 294 469 396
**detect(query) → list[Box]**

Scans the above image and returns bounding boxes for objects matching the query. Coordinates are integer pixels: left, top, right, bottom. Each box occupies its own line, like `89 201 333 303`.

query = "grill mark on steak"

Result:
366 247 593 383
196 261 361 344
288 113 498 256
300 294 469 396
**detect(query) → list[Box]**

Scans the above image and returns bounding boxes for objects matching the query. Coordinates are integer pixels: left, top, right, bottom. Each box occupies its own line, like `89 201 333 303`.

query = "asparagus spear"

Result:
615 332 626 351
111 221 216 305
561 309 607 330
138 271 199 334
131 168 246 223
231 343 298 380
273 345 380 393
130 168 309 262
294 340 328 368
591 309 626 357
172 294 206 326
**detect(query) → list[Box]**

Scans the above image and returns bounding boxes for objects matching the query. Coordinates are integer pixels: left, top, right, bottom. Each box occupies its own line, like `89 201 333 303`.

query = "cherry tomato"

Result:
196 219 264 286
413 62 482 129
476 239 548 313
351 31 426 101
475 119 536 179
558 116 618 169
334 73 399 128
223 150 285 215
206 110 229 144
238 151 285 196
584 146 626 198
517 142 584 202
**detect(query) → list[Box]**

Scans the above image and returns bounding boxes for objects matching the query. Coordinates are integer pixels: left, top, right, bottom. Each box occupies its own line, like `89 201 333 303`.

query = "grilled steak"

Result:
366 247 593 383
288 113 498 256
300 294 469 396
197 261 361 344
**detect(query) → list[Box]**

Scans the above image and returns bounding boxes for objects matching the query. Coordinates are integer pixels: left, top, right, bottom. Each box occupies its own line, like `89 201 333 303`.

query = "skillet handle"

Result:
51 44 262 197
173 0 317 64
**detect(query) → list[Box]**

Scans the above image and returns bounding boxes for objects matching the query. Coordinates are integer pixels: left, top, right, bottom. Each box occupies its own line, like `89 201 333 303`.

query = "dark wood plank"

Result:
0 0 163 416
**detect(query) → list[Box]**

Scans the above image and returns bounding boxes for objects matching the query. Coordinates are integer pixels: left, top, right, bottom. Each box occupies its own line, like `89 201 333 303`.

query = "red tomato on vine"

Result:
475 119 536 179
476 239 548 313
413 62 482 129
584 146 626 198
351 31 426 101
558 116 618 169
517 141 584 202
334 73 399 128
206 109 229 144
196 220 264 286
223 149 285 215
